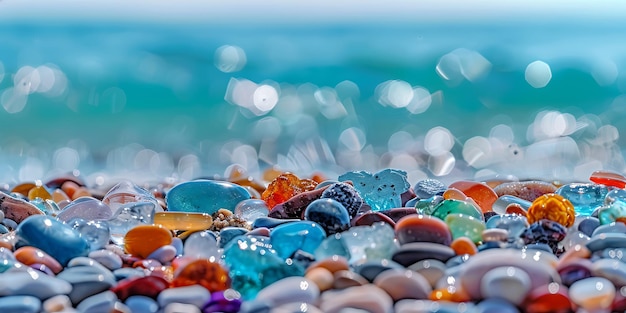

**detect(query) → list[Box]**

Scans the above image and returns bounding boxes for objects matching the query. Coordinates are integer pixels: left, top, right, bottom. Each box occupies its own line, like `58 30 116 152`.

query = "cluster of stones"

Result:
0 168 626 312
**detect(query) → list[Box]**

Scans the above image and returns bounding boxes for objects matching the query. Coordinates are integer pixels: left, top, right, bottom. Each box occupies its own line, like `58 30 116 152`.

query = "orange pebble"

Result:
14 246 63 274
28 185 53 201
52 189 71 203
505 203 528 217
171 259 231 292
590 170 626 189
306 255 350 274
449 181 497 213
430 286 471 302
0 241 13 250
443 188 482 212
61 181 80 199
124 225 172 258
527 193 575 227
71 187 92 200
450 237 478 256
10 182 36 197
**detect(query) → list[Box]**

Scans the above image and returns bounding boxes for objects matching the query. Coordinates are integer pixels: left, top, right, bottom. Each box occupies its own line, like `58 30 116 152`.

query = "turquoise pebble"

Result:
415 195 444 215
88 249 123 271
313 233 351 261
269 221 326 259
125 296 159 313
0 271 72 299
157 285 210 308
252 217 300 229
76 290 118 313
598 200 626 225
146 245 177 263
166 180 251 214
15 215 90 266
219 227 250 249
431 199 483 220
556 183 607 216
223 235 304 300
0 295 41 313
339 169 410 212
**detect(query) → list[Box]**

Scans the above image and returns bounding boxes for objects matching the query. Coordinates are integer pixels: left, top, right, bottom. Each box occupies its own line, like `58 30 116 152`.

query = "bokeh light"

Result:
525 60 552 88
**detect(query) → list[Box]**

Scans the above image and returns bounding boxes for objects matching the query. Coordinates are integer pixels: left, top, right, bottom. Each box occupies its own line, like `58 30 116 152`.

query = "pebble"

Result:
56 197 112 222
14 246 63 274
319 284 393 313
166 180 251 214
0 271 72 299
76 290 118 313
395 214 452 245
480 266 531 305
413 179 447 199
125 296 159 313
493 181 557 202
304 198 351 234
0 191 44 224
123 224 172 258
569 277 615 312
392 242 455 266
269 221 326 259
448 180 498 213
43 294 73 312
256 276 320 306
157 285 211 308
373 268 432 301
171 258 231 292
164 302 201 313
0 295 42 313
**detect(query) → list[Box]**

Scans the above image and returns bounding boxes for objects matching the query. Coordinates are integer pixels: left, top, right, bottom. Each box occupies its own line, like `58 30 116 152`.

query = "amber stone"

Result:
11 182 36 197
524 283 573 313
124 225 172 258
395 214 452 245
28 185 52 201
590 170 626 189
52 189 71 204
171 259 231 292
450 237 477 256
448 181 497 213
262 173 318 209
154 212 213 231
527 193 575 228
306 255 350 274
14 246 63 274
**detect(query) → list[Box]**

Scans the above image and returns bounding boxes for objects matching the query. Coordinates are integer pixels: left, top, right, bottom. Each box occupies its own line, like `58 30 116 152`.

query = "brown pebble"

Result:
333 270 369 289
353 211 396 227
0 191 44 224
374 269 432 301
305 267 334 291
307 255 350 274
493 181 557 202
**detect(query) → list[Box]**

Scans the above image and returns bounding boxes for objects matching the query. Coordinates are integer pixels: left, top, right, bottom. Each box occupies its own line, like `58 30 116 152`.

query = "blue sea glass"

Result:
556 183 608 216
67 218 111 251
166 180 251 214
338 169 410 212
269 221 326 259
486 214 529 240
598 200 626 225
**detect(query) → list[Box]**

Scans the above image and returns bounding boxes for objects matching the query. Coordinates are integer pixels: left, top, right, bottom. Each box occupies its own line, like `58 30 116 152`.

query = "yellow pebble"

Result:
527 193 575 227
28 185 52 201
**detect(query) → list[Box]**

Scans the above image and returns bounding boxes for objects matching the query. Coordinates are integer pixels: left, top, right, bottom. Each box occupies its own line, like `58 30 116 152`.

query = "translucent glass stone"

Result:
444 213 486 243
431 199 483 221
107 201 156 245
485 214 529 240
234 199 269 225
269 221 327 259
67 218 111 251
556 183 608 216
103 180 163 215
341 222 397 264
338 169 410 212
598 200 626 225
57 197 112 222
183 230 220 259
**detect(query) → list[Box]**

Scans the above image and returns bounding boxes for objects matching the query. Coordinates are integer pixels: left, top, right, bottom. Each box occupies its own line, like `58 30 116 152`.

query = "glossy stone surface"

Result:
493 195 532 215
223 236 304 299
527 193 575 227
15 215 89 266
524 283 572 313
480 266 531 305
57 261 117 304
234 199 269 224
338 169 410 212
75 290 118 313
413 179 447 199
520 219 567 254
256 276 320 306
319 284 393 313
67 218 110 251
167 180 252 214
448 180 498 213
14 246 63 274
202 290 243 313
183 230 219 259
126 296 159 313
157 285 211 308
319 182 363 218
154 212 213 231
262 173 318 209
172 258 231 292
598 200 626 225
269 221 326 259
111 276 169 301
493 181 557 202
0 191 44 224
304 198 350 234
556 183 608 216
395 214 452 245
431 199 483 220
339 222 396 264
450 237 478 255
392 242 455 266
353 211 396 227
107 201 156 245
569 277 615 312
590 170 626 188
0 295 42 313
102 180 163 214
0 271 72 299
374 269 432 301
123 224 172 259
56 197 112 222
444 213 485 243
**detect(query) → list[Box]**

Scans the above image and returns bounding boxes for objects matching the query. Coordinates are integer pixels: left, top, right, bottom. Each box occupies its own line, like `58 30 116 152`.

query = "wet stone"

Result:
166 180 251 214
392 242 456 267
0 271 72 299
352 211 396 228
76 290 118 313
395 214 452 245
256 276 320 307
587 232 626 252
0 295 42 313
111 276 169 301
374 268 432 301
269 221 326 259
123 224 172 259
304 198 350 235
320 182 363 218
56 197 112 222
569 277 615 312
338 169 410 212
493 181 557 202
57 263 117 305
431 199 483 221
354 259 404 282
125 296 159 313
556 183 608 216
448 180 498 213
379 207 417 223
252 217 300 229
157 285 211 308
107 201 156 246
67 218 110 251
201 290 243 313
219 227 249 249
340 222 396 264
415 195 444 215
519 219 567 254
578 216 600 237
171 258 231 292
413 179 447 199
480 266 532 305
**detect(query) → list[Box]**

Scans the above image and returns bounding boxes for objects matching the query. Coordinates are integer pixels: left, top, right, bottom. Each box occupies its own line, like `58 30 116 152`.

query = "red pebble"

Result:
524 283 573 313
395 214 452 245
111 276 169 301
590 170 626 189
353 211 396 227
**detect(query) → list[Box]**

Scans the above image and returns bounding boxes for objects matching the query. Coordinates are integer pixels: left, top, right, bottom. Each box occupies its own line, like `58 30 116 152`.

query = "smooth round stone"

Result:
183 230 219 259
395 214 452 245
415 195 444 215
269 221 326 259
474 298 520 313
592 222 626 237
171 259 231 292
557 258 592 286
556 183 608 216
76 290 118 313
201 289 243 313
448 180 498 213
482 228 509 242
459 248 560 301
333 270 369 289
164 302 200 313
123 224 172 259
111 276 169 301
413 179 447 199
166 180 251 214
392 242 455 267
305 267 334 291
171 237 183 256
407 259 447 288
272 302 323 313
493 195 532 215
56 263 117 304
445 213 486 243
380 208 418 223
319 285 393 313
157 285 210 308
524 283 571 313
43 294 72 313
598 200 626 225
519 219 567 254
219 227 249 249
569 277 615 312
480 266 532 305
68 219 110 251
154 212 213 231
0 271 72 299
56 197 112 222
88 249 122 270
304 198 351 235
306 255 350 274
591 258 626 287
15 215 90 266
247 227 270 237
373 269 432 301
14 246 63 274
395 299 475 313
493 181 557 202
354 259 404 282
431 199 483 220
252 217 301 229
256 276 320 306
234 199 270 224
590 170 626 188
587 232 626 252
561 230 590 251
0 295 42 313
113 268 146 281
125 296 158 313
146 245 177 263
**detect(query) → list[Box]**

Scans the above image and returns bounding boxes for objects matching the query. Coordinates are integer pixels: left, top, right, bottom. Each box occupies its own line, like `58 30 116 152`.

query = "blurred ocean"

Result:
1 10 626 185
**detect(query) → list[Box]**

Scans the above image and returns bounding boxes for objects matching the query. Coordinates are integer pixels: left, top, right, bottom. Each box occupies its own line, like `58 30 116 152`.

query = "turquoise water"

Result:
1 19 626 183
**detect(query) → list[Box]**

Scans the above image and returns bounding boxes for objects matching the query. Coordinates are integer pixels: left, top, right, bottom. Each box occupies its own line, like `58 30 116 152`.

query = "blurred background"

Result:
1 0 626 186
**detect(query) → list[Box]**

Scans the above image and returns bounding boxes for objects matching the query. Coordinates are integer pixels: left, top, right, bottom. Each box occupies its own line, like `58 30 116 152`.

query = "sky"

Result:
1 0 625 24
